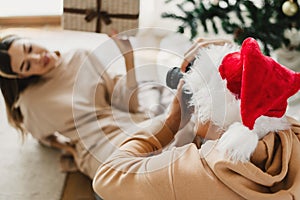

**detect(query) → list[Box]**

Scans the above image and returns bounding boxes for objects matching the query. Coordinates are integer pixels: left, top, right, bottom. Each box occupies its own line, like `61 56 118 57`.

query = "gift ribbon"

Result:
64 0 139 33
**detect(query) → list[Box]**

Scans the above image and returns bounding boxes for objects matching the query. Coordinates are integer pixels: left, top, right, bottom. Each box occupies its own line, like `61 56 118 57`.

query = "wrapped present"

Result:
63 0 139 35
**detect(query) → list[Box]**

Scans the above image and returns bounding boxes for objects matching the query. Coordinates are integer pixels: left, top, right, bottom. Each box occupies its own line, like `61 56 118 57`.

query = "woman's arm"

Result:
88 38 140 113
88 49 139 113
111 36 140 113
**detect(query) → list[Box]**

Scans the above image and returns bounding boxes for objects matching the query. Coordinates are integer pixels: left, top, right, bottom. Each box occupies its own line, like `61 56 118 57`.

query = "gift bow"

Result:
84 9 112 25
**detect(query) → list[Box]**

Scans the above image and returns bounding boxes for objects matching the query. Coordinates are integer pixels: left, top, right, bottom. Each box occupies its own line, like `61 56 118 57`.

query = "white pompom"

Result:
217 122 258 163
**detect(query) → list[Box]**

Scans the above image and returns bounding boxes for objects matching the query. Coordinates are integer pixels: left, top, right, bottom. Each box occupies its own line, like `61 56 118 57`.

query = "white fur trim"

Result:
253 116 290 139
184 44 241 128
217 122 258 163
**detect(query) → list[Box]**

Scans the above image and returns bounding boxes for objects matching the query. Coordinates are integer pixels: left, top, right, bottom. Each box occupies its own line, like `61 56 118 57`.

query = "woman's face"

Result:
7 39 60 77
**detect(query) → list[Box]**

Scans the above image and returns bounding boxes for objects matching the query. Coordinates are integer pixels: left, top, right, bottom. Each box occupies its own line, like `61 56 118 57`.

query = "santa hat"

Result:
184 37 300 162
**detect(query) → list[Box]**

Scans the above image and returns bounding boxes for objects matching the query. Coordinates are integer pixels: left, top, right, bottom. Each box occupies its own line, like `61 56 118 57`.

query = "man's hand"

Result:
166 80 194 134
181 38 232 72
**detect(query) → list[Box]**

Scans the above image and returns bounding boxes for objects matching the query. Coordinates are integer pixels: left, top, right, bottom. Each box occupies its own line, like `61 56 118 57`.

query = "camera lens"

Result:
166 67 183 89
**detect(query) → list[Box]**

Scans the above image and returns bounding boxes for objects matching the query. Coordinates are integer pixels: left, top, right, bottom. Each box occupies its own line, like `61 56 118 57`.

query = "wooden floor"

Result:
61 172 96 200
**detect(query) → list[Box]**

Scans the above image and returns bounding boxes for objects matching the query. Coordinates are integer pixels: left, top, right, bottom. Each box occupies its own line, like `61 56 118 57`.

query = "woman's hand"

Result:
40 133 78 161
181 38 232 72
166 79 194 134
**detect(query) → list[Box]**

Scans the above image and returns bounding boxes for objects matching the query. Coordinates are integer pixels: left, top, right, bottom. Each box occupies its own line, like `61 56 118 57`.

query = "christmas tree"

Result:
162 0 300 55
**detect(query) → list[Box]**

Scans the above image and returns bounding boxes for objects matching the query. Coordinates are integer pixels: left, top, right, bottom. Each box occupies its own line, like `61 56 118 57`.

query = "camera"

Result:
166 67 193 112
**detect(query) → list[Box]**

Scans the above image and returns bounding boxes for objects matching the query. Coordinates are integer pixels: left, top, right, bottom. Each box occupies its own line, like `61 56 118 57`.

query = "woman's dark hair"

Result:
0 35 41 135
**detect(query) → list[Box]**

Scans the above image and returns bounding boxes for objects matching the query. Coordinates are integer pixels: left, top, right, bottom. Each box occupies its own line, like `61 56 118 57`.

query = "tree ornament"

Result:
282 0 299 16
210 0 219 6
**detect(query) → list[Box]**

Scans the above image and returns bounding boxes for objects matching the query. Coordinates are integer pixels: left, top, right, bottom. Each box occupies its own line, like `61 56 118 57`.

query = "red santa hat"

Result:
185 37 300 162
219 37 300 130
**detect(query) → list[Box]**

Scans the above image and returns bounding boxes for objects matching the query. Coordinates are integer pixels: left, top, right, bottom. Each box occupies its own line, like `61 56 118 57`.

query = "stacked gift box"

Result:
63 0 140 35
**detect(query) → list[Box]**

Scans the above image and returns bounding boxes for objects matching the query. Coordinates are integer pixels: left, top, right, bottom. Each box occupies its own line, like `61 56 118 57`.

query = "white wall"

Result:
0 0 62 16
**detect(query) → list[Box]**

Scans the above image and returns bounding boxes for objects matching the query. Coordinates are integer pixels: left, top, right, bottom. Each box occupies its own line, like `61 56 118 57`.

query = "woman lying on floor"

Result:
93 37 300 200
0 34 153 178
